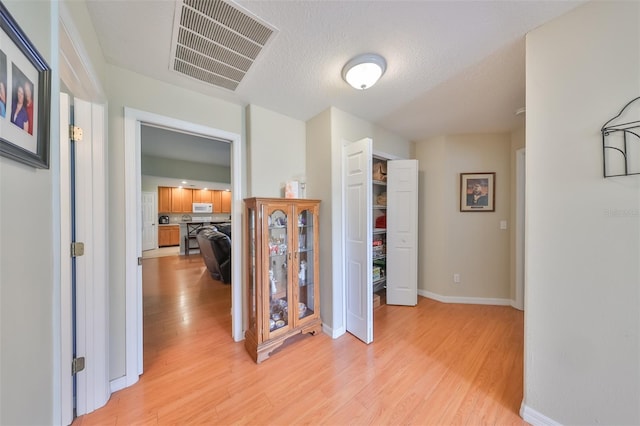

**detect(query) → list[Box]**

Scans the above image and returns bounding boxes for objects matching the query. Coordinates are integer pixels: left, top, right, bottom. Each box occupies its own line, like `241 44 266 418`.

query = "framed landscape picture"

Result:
0 2 51 169
460 172 495 212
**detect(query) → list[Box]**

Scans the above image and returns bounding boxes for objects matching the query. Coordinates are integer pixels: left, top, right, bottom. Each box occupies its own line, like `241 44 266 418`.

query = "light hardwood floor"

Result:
74 254 527 425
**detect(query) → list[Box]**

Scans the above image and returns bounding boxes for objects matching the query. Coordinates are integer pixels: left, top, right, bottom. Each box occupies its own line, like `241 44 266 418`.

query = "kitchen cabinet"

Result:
220 190 232 213
192 189 212 204
211 190 231 213
158 225 180 247
244 197 321 363
212 190 222 213
171 187 193 213
158 186 172 213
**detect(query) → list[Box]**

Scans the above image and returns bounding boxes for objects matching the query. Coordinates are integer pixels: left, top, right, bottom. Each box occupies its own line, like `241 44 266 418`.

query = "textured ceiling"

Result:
86 0 584 143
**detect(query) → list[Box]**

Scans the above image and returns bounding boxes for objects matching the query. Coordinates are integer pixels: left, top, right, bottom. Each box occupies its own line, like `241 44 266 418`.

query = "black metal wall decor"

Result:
601 96 640 178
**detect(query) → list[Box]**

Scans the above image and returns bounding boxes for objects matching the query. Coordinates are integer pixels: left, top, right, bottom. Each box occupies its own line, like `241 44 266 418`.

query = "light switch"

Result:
500 220 508 230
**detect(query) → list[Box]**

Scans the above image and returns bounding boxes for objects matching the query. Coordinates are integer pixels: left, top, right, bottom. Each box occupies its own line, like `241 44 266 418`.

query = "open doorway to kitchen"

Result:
123 108 242 388
140 124 232 259
139 125 234 374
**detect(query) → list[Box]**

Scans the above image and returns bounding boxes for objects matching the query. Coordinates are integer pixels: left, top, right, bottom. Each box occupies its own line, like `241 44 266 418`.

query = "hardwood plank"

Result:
74 255 527 425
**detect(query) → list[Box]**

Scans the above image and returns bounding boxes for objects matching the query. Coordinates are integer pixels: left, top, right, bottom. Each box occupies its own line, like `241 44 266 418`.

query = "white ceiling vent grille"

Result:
170 0 277 91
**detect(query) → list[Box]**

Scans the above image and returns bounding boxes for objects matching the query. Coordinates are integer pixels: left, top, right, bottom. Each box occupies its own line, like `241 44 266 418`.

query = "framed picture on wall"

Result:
460 172 495 212
0 1 51 169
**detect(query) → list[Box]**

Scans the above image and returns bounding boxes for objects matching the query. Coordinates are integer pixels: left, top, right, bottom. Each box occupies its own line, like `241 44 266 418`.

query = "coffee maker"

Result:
159 215 170 224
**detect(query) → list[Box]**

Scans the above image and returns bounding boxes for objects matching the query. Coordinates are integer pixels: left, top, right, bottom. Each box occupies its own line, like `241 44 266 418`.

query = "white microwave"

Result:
192 203 213 213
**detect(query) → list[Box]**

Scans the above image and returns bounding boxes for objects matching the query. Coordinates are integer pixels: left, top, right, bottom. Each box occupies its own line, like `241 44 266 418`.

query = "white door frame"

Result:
515 148 526 311
123 108 243 385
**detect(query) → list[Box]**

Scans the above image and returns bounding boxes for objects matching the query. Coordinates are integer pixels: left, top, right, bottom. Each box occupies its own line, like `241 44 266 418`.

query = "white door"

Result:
141 191 157 251
59 93 74 426
386 160 419 306
60 94 110 421
344 138 373 344
72 97 111 416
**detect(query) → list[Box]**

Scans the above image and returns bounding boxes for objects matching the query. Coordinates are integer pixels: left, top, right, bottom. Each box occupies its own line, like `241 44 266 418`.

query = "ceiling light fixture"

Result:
342 53 387 90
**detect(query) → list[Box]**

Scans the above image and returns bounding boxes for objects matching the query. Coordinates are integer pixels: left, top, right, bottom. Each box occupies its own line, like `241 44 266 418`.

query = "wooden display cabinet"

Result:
244 197 321 363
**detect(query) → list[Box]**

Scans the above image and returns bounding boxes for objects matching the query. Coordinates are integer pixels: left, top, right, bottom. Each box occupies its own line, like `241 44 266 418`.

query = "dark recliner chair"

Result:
197 226 232 284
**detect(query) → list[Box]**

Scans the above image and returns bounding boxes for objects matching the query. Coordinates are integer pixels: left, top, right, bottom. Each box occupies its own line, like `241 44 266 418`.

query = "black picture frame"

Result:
0 2 51 169
460 172 496 212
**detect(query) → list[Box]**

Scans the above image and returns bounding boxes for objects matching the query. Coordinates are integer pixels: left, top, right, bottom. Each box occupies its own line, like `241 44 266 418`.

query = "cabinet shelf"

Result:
373 180 387 186
373 205 387 209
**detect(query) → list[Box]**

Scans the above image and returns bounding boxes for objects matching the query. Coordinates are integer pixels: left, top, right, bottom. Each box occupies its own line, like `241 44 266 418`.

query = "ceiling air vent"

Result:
170 0 277 91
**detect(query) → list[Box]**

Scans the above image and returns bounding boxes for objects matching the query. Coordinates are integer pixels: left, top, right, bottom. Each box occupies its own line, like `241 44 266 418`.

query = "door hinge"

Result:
69 125 83 142
138 256 143 266
71 242 85 257
72 357 85 375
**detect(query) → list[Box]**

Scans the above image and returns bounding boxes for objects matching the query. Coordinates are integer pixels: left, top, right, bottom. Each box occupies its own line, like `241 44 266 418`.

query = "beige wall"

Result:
415 133 512 301
246 104 306 197
524 1 640 424
0 1 57 424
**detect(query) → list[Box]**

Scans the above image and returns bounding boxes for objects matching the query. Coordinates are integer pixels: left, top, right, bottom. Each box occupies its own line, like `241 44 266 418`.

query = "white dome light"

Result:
342 53 387 90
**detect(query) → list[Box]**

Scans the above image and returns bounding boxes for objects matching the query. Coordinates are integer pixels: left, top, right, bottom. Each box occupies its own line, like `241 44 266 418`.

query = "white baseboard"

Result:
510 299 525 310
323 322 346 339
418 289 512 306
110 376 128 393
520 402 562 426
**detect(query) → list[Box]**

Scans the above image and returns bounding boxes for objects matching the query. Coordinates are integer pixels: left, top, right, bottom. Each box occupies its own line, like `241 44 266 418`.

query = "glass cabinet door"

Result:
247 206 256 332
296 208 315 321
267 207 289 333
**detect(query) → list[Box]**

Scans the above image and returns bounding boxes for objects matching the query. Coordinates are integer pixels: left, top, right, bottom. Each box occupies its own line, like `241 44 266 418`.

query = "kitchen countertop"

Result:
158 221 231 227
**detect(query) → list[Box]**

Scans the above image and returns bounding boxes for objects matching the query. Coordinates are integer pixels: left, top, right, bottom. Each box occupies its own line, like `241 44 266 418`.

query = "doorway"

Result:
123 108 243 386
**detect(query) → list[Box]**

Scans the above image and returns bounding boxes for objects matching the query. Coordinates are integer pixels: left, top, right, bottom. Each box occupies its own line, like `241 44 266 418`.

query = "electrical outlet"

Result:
453 273 461 283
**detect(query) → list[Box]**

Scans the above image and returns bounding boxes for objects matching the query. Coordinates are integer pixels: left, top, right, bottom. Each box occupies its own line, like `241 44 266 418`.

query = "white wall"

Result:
305 109 333 327
415 133 512 302
0 1 58 424
104 64 243 379
306 107 412 334
142 154 231 184
524 1 640 424
246 104 306 197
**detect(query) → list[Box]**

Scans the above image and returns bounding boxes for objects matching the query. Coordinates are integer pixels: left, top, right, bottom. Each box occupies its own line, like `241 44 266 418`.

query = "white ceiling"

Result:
86 0 584 143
